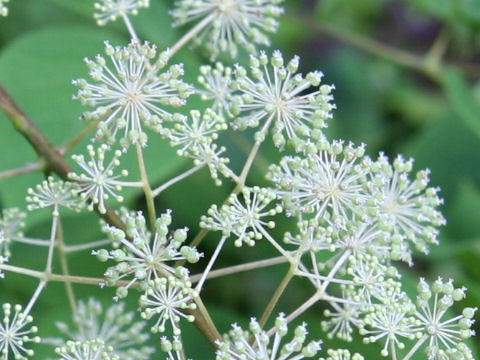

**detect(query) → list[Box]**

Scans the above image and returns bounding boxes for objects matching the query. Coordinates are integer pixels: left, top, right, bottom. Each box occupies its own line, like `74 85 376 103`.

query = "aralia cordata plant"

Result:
0 1 476 360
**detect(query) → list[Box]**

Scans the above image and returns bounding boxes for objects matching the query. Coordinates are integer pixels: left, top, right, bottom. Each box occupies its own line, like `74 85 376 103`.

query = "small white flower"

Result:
55 298 154 360
322 289 362 342
200 187 282 247
232 51 335 150
55 339 118 360
171 0 284 58
94 0 150 26
196 63 233 117
359 301 420 357
415 278 476 359
0 303 41 360
160 337 194 360
372 153 446 254
268 139 372 220
319 349 365 360
140 276 197 335
94 210 200 299
26 177 83 216
216 313 322 360
167 109 227 158
69 145 131 214
73 40 192 148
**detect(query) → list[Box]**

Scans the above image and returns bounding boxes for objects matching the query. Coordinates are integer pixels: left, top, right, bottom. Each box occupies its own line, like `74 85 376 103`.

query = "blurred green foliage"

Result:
0 0 479 359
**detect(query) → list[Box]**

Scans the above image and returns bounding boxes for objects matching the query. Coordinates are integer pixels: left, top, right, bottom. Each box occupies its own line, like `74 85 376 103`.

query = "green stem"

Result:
0 162 41 179
170 12 216 57
122 13 140 42
135 143 157 229
62 118 100 153
189 256 288 283
152 163 204 197
0 83 126 231
192 296 222 346
56 219 77 314
45 211 59 274
259 267 295 328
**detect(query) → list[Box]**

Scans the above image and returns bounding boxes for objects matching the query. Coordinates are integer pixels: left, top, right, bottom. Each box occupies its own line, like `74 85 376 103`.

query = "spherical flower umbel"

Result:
359 301 421 357
170 0 284 58
200 186 282 247
69 145 132 214
215 313 322 360
73 40 192 148
94 210 201 299
55 339 119 360
268 139 372 221
231 51 336 150
0 303 41 360
139 276 198 336
94 0 150 26
372 153 446 254
26 177 83 216
55 298 154 360
196 63 233 117
167 108 228 158
414 277 476 359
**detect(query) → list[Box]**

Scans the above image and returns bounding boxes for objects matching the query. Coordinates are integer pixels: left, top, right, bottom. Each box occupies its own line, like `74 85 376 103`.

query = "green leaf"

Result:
441 69 480 139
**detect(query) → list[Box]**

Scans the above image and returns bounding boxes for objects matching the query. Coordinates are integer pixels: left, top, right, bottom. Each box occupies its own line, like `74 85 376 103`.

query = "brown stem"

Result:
0 83 125 231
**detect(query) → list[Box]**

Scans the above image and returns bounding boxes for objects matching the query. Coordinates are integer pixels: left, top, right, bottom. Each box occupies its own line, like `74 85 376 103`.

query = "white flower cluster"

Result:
26 177 83 216
200 186 282 247
215 313 322 360
0 304 40 360
171 0 284 58
94 210 200 299
55 298 154 360
94 0 150 26
73 40 193 148
68 145 132 214
54 339 118 360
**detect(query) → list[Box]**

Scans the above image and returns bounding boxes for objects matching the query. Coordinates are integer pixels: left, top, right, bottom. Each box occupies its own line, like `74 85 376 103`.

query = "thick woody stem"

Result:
0 83 126 231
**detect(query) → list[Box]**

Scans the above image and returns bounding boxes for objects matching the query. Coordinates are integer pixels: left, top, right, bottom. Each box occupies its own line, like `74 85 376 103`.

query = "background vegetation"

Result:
0 0 479 358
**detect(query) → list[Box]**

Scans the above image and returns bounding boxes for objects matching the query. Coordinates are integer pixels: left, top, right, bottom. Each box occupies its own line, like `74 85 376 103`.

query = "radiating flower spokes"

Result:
55 338 119 360
200 186 282 247
171 0 284 58
55 298 154 360
94 0 150 26
413 277 476 360
372 153 446 254
231 51 335 150
73 40 192 148
215 313 322 360
0 303 41 360
268 139 374 220
26 177 83 216
196 63 233 117
69 144 140 214
139 276 198 336
94 210 200 299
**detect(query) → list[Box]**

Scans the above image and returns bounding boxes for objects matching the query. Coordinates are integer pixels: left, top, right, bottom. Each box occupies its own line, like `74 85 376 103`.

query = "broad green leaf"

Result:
442 69 480 139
